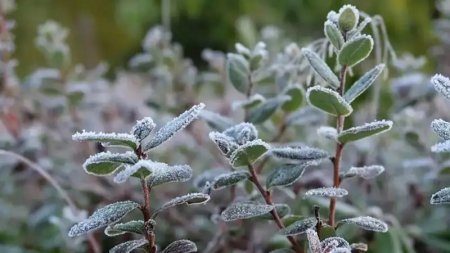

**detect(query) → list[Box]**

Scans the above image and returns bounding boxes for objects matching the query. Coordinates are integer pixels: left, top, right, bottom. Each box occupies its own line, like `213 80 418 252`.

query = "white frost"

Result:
431 74 450 100
304 187 348 198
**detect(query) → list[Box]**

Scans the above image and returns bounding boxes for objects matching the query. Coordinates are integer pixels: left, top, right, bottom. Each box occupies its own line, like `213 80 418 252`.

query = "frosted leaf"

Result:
271 146 328 162
104 220 145 237
431 119 450 140
344 64 385 103
221 202 274 221
306 86 353 116
350 243 368 251
209 132 239 157
344 165 385 180
68 201 139 237
83 151 138 176
200 110 234 131
430 187 450 204
431 74 450 100
247 97 288 124
232 94 266 111
324 20 344 50
227 53 250 93
109 239 148 253
258 204 290 220
143 103 205 150
305 187 348 198
337 4 359 32
148 164 193 187
223 122 258 145
72 130 139 150
339 216 388 232
337 120 393 143
235 43 251 56
211 170 250 190
338 35 374 67
279 217 317 235
266 162 311 188
321 237 351 252
161 239 197 253
229 139 269 167
431 140 450 153
330 248 351 253
301 48 340 88
153 193 210 218
306 229 321 253
317 126 338 140
113 160 168 183
131 117 155 141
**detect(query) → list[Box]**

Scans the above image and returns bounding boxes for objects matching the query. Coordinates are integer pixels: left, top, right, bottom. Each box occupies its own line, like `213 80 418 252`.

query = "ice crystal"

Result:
430 187 450 204
304 187 348 198
431 119 450 140
431 74 450 100
148 164 193 187
271 146 328 162
431 140 450 153
339 216 388 232
221 202 274 221
72 130 139 149
161 239 197 253
113 160 167 183
131 117 156 141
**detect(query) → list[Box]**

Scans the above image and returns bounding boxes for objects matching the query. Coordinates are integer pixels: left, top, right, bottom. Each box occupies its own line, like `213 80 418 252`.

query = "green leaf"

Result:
344 64 385 103
281 85 304 112
306 86 352 116
199 110 234 132
304 187 348 198
318 224 337 240
104 220 145 237
161 239 197 253
337 120 393 143
282 215 306 227
266 163 310 188
271 146 328 162
301 48 340 88
109 239 148 253
152 193 210 218
343 165 385 180
279 217 317 235
68 201 140 237
230 139 269 167
247 97 286 123
258 204 290 220
82 151 138 176
232 94 265 110
211 170 251 190
338 5 359 32
148 164 193 187
338 216 388 232
338 35 374 67
227 53 250 93
72 131 139 150
430 187 450 204
221 202 274 221
324 21 344 50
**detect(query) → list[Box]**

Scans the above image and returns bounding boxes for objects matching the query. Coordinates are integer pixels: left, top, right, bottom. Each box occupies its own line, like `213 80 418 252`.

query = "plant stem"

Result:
328 66 348 227
140 179 156 253
247 164 303 253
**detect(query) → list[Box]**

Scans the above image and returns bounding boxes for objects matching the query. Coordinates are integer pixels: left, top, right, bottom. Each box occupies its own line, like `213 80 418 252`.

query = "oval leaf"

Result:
266 163 310 188
281 85 304 112
338 5 359 32
105 220 145 237
161 239 197 253
227 53 250 93
306 86 353 116
247 97 286 123
153 193 210 218
230 139 269 167
338 35 374 67
306 229 321 253
271 146 328 162
258 203 290 220
343 165 385 180
72 131 139 150
131 117 156 141
68 201 140 237
302 48 340 88
199 110 234 131
344 64 385 103
83 151 138 176
109 239 148 253
223 122 258 145
430 187 450 204
113 160 167 183
211 170 250 190
324 21 344 50
209 132 239 158
321 237 351 252
337 120 393 143
148 164 193 187
305 187 348 198
221 202 274 221
338 216 388 232
279 217 317 235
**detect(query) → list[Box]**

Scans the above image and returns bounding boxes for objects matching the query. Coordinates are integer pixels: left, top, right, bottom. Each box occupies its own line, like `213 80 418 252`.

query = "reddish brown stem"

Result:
140 179 156 253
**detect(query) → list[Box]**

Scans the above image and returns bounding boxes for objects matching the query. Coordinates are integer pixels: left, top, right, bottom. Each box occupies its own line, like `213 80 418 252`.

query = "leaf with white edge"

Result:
266 163 310 188
148 164 193 187
211 170 250 190
72 131 139 150
221 202 274 221
161 239 197 253
143 103 205 150
339 216 388 232
317 126 338 141
321 237 351 252
258 204 290 220
337 120 393 143
131 117 155 141
83 151 138 176
235 43 251 56
247 97 287 124
350 243 368 252
223 122 258 145
109 239 148 253
305 187 348 198
152 193 210 218
271 146 328 162
232 94 265 110
431 140 450 153
344 64 385 103
343 165 385 180
227 53 250 93
209 132 239 157
113 160 166 183
338 35 374 67
306 86 353 116
430 187 450 204
279 217 317 235
431 74 450 100
68 201 140 237
104 220 145 236
431 119 450 140
281 85 304 112
301 48 339 88
230 139 269 167
338 5 359 32
324 21 344 50
199 110 234 131
306 229 321 253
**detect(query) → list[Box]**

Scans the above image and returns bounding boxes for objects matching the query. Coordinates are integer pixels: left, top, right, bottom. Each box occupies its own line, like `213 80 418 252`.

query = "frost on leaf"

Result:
153 193 210 218
258 204 290 220
321 237 351 252
431 119 450 140
161 239 197 253
337 120 393 143
113 160 167 183
143 103 205 150
211 170 250 190
306 229 321 253
337 4 359 32
301 48 340 88
109 239 148 253
305 187 348 198
306 86 353 116
148 164 193 187
230 139 269 167
338 35 374 67
72 130 139 150
83 151 138 176
350 243 368 251
247 97 288 124
209 132 239 157
131 117 155 141
223 122 258 145
430 187 450 204
339 216 388 232
271 146 328 162
317 126 338 140
221 202 274 221
200 110 234 131
68 201 139 237
431 74 450 100
431 140 450 153
344 165 385 180
344 64 385 103
266 162 311 188
104 220 145 237
279 217 317 235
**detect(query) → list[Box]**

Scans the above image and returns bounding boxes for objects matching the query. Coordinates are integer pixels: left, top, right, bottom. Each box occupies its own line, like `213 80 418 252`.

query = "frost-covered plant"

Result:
68 103 207 253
